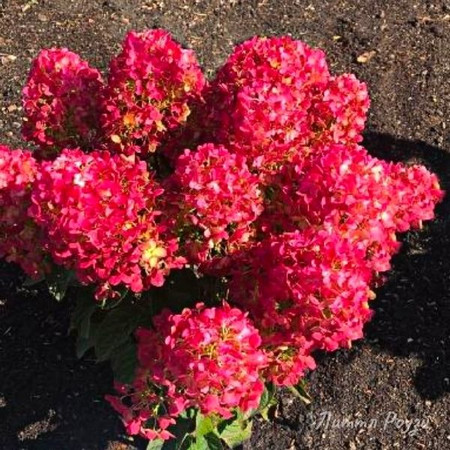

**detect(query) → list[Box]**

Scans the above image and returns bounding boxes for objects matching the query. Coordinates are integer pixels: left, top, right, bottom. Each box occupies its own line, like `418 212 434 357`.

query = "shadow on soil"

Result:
0 263 145 450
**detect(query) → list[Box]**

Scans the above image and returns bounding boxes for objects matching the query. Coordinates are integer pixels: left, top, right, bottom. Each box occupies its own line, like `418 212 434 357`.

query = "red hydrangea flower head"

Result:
227 227 374 385
29 148 185 299
199 36 371 172
258 143 443 272
101 29 206 157
200 35 330 170
0 145 47 277
107 303 267 441
151 303 267 418
22 48 104 158
169 143 263 262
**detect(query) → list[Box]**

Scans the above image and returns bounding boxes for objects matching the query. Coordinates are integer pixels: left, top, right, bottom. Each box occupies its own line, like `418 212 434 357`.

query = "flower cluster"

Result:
0 146 46 278
168 143 263 262
100 29 206 157
258 144 443 272
22 48 104 158
227 227 373 385
29 149 184 299
107 304 267 440
198 36 369 172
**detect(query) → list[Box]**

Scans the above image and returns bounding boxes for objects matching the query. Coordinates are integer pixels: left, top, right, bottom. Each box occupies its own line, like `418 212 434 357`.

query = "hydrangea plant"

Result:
0 30 443 449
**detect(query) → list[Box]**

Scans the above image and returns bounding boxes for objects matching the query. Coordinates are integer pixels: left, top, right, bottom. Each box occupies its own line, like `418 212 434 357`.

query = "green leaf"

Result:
74 305 99 359
147 439 164 450
258 384 276 411
94 304 142 361
110 339 138 384
195 413 215 438
220 418 252 448
204 432 224 450
187 436 208 450
258 387 270 412
46 267 74 301
259 400 278 422
70 289 97 339
179 408 197 420
256 383 278 421
75 334 95 358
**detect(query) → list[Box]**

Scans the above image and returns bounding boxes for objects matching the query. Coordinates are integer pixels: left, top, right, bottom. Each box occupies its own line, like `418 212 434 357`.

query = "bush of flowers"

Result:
0 30 444 449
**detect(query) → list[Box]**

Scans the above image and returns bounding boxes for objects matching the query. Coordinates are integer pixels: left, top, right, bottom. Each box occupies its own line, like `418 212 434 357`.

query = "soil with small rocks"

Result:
0 1 449 449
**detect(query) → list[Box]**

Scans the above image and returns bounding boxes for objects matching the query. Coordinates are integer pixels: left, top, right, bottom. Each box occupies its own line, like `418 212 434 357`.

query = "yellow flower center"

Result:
141 241 167 269
123 112 136 127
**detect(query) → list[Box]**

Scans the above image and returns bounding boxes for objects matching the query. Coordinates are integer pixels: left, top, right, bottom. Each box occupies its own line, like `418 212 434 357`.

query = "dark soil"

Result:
0 0 449 449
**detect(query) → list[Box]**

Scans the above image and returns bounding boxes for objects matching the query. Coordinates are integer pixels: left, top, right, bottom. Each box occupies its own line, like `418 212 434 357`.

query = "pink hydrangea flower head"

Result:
199 36 372 173
168 143 263 262
263 331 317 386
226 227 375 385
151 303 267 418
258 143 443 272
106 375 178 442
101 29 206 157
199 35 330 170
384 161 444 232
22 48 104 158
29 148 185 299
0 145 47 277
107 303 267 441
